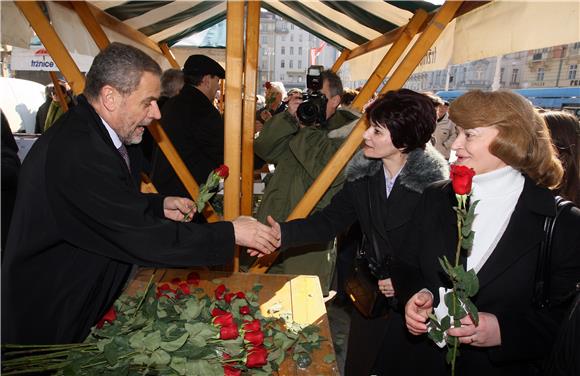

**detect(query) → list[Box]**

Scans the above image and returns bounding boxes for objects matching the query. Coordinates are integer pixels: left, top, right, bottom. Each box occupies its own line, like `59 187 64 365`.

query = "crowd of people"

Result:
2 42 579 376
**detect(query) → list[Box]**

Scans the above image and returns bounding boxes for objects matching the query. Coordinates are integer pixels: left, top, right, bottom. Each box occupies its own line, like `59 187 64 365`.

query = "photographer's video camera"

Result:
297 65 327 126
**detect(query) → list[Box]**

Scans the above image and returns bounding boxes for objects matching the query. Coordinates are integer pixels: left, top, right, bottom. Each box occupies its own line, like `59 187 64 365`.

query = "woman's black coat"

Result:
392 178 580 376
280 145 449 375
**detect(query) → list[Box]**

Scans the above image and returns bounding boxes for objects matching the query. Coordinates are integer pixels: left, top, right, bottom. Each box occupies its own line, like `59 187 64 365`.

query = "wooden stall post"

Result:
159 42 180 69
70 1 110 51
241 0 261 217
330 49 351 73
223 0 245 271
249 7 446 273
15 1 85 94
49 71 69 113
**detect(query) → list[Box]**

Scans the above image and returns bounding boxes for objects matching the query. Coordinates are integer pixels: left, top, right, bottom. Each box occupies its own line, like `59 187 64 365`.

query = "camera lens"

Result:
297 102 319 125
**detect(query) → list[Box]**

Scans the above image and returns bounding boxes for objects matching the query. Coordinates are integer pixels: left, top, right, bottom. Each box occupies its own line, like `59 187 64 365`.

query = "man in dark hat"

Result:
151 54 226 200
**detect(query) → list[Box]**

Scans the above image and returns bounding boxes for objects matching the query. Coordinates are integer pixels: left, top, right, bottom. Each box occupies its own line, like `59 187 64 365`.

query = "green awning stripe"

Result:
138 1 222 37
105 1 171 22
261 2 346 51
321 1 398 34
164 13 226 47
384 1 439 14
279 1 369 46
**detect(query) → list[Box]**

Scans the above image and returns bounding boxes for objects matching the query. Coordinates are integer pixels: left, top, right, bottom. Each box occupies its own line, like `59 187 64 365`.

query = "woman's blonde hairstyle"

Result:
449 90 563 188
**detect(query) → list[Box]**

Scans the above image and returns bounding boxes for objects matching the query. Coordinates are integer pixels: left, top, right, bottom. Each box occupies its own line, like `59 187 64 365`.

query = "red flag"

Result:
309 41 327 65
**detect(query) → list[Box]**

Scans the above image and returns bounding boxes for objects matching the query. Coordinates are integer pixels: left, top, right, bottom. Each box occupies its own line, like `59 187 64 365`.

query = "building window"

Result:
291 24 294 30
281 35 286 42
289 60 293 68
281 59 285 68
511 68 519 84
500 67 505 83
290 35 294 42
290 47 294 55
298 60 302 69
536 67 544 81
569 64 577 80
281 47 285 55
299 34 303 42
280 74 285 81
573 42 580 49
298 47 303 55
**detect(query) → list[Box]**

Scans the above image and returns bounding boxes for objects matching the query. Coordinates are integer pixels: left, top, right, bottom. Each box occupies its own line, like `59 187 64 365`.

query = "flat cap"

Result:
183 54 225 78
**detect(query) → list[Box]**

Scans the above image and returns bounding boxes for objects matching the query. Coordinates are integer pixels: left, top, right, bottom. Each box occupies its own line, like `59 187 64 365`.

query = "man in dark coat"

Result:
1 43 278 345
151 54 225 197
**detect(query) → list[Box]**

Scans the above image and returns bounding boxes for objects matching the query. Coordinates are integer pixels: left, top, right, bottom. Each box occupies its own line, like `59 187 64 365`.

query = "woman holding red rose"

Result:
398 90 580 376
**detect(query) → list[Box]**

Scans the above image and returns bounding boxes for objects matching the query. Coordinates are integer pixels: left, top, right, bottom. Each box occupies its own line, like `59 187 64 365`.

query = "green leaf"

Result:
180 299 203 321
445 347 456 365
252 283 264 293
428 327 443 343
440 315 451 332
150 349 171 366
464 298 479 326
103 340 123 365
131 353 149 366
185 359 222 375
143 330 161 352
96 338 112 352
461 231 475 251
169 356 187 375
160 332 189 352
128 331 146 350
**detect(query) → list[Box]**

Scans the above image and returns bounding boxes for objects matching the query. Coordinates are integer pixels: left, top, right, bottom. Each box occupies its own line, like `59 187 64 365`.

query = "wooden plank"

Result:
70 1 110 51
140 172 158 194
347 1 490 61
15 1 85 94
223 1 244 220
49 71 69 113
330 48 351 73
350 9 428 111
126 269 338 375
241 1 261 218
249 10 429 273
147 121 220 222
380 1 463 93
159 42 180 69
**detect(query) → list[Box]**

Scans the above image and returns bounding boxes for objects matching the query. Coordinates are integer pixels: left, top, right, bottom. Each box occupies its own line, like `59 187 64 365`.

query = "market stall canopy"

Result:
2 1 578 80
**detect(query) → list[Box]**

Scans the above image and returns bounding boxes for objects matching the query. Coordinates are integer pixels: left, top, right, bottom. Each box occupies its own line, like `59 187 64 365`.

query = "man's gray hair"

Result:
321 70 343 98
161 69 184 98
84 42 162 101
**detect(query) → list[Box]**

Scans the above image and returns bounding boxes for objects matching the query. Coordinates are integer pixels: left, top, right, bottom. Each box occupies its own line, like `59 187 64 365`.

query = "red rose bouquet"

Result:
427 164 480 376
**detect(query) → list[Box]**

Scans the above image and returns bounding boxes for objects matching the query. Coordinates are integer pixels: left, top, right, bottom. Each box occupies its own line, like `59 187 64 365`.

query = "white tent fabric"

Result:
347 1 580 80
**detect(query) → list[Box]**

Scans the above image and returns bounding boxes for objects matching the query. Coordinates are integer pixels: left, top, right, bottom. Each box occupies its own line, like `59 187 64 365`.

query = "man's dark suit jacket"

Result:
151 85 224 197
1 95 234 345
392 178 580 376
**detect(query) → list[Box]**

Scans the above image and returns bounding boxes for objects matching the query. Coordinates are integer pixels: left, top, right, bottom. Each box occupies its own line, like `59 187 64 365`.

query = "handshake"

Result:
164 197 282 258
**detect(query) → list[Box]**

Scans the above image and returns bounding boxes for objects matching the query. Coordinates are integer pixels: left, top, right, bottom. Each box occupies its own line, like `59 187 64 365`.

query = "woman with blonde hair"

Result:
398 90 580 375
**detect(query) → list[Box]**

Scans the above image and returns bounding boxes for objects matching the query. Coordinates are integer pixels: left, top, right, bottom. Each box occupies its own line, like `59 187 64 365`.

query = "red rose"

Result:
264 81 272 90
236 292 246 299
178 282 190 295
212 308 228 317
215 284 227 300
224 365 242 376
214 312 234 327
158 283 172 292
186 271 200 285
239 306 251 315
220 324 239 340
224 292 236 304
214 164 229 179
244 330 264 346
171 277 181 284
242 319 261 332
246 346 268 368
450 164 476 195
96 306 116 329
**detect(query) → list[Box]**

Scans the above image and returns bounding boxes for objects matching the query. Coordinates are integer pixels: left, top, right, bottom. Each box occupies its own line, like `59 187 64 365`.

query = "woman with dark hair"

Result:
401 91 580 375
260 89 449 375
541 111 580 205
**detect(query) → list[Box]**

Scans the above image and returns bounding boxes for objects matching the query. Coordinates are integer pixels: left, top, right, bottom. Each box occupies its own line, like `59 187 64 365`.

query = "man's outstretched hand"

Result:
233 216 280 256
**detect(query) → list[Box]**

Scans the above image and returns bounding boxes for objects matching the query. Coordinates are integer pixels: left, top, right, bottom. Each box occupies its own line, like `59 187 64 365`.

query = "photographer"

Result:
250 68 359 295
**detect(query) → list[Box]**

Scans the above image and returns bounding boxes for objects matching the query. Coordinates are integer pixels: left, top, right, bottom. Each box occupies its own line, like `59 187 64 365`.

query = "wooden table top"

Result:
126 268 339 376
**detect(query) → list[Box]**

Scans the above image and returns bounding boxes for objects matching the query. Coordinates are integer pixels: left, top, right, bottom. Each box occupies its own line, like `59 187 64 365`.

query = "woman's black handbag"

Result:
344 235 389 319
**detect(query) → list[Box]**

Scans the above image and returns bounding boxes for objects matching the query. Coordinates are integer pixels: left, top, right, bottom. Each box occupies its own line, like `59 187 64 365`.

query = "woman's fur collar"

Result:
345 143 449 193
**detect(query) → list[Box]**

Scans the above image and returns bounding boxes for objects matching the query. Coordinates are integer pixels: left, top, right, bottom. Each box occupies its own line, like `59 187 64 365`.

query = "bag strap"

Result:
533 196 575 309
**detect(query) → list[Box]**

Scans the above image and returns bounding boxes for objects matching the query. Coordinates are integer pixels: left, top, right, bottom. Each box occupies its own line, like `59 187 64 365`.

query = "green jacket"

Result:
255 109 360 223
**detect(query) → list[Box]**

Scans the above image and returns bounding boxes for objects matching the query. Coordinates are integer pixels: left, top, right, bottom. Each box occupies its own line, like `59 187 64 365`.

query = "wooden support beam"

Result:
330 48 351 73
223 0 245 272
350 10 428 112
49 71 69 113
241 0 261 217
147 122 220 222
70 1 110 51
159 42 180 69
380 1 463 93
347 1 489 61
249 9 430 274
15 1 85 94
